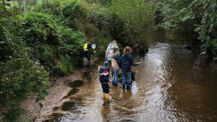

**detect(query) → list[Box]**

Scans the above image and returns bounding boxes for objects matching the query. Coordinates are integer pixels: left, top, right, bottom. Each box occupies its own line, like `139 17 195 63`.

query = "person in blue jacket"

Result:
120 46 138 89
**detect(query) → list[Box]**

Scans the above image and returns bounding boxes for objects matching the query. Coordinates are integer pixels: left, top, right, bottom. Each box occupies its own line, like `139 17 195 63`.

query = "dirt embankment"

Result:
21 70 89 121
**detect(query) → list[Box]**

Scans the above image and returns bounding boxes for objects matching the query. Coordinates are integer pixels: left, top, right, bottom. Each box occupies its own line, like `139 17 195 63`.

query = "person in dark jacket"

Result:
82 42 95 71
98 60 111 100
120 46 138 89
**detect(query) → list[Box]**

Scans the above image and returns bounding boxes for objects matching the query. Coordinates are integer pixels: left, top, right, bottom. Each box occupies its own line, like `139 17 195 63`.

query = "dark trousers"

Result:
101 83 109 94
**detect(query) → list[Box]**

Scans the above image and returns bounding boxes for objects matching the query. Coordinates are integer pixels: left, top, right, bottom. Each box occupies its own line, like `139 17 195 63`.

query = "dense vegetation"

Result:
111 0 155 52
160 0 217 56
0 0 155 121
1 0 216 121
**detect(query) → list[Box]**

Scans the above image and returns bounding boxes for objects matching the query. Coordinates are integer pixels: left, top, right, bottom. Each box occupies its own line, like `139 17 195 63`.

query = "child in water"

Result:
98 60 111 100
111 47 120 87
120 46 138 89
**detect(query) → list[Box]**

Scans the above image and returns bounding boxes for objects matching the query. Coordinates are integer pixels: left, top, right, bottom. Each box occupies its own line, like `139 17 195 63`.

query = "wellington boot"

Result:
103 93 110 99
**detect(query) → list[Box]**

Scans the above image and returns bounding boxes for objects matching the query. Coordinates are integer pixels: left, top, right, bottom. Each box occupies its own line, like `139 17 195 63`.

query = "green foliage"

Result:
20 13 63 74
62 0 87 29
21 13 62 45
110 0 155 51
20 12 84 75
0 58 50 121
56 55 74 75
161 0 217 56
0 4 84 121
194 0 217 56
93 0 113 6
89 8 110 32
0 5 25 61
0 0 158 121
57 29 84 73
34 0 88 30
62 1 87 19
108 13 127 45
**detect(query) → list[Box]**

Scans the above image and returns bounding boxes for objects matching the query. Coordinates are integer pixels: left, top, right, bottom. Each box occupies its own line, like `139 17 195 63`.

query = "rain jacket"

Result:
105 42 118 61
120 53 138 72
98 61 110 84
82 43 92 61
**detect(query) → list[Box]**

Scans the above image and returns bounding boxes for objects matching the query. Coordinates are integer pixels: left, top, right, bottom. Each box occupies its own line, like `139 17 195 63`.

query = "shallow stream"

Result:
44 42 217 122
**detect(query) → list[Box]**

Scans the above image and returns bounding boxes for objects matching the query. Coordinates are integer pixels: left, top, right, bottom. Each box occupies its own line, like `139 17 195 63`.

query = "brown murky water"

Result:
45 42 217 122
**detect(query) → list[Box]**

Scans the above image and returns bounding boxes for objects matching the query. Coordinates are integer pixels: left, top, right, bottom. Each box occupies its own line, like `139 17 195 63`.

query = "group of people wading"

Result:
98 40 138 101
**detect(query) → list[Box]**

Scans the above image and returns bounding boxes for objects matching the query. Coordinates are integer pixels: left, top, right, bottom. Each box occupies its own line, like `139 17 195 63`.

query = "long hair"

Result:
124 46 132 54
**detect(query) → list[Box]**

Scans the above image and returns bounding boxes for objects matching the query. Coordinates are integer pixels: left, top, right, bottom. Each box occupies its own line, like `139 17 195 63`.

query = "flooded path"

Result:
45 42 217 122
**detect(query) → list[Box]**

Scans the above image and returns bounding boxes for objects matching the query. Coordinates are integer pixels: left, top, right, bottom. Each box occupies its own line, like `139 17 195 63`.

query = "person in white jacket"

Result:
105 40 119 63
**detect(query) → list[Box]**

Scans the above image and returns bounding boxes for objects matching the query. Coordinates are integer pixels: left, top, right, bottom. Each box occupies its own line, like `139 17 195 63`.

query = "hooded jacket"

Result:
98 61 110 83
105 42 118 61
120 53 138 72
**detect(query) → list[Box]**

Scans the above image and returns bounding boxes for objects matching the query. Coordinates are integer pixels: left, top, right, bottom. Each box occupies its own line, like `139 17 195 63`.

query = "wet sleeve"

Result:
119 56 122 68
116 56 121 67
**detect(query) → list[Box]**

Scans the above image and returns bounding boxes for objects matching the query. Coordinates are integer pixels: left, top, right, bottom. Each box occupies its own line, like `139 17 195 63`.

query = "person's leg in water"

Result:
101 83 110 105
131 72 135 81
122 72 127 89
83 57 90 75
126 72 132 89
112 70 119 87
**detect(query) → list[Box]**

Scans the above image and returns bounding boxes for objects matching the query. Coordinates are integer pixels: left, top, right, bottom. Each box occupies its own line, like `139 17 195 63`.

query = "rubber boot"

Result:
127 85 131 90
103 93 110 99
126 83 131 89
122 84 126 89
112 82 117 87
103 93 111 105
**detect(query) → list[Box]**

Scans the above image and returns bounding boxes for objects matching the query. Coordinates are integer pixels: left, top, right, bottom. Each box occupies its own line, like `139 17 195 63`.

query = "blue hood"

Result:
104 60 109 68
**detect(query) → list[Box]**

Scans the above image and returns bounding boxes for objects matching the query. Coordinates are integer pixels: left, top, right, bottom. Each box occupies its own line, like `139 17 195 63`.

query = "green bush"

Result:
0 58 50 121
0 2 84 121
110 0 155 52
0 5 25 61
161 0 217 56
57 28 84 73
21 13 63 46
34 0 88 30
62 1 87 20
34 0 62 16
62 0 87 29
89 8 110 31
97 0 113 6
20 12 84 75
0 5 50 121
20 13 62 74
108 13 127 45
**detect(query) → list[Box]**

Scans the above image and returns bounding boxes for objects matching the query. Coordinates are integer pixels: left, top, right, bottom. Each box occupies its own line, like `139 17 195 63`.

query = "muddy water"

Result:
45 42 217 122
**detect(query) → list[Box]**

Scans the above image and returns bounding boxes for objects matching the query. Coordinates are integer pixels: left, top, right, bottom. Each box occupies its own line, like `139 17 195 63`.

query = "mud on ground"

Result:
21 58 100 122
